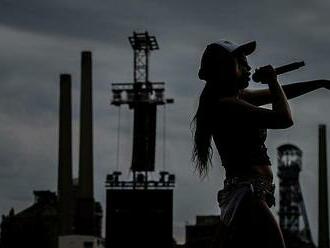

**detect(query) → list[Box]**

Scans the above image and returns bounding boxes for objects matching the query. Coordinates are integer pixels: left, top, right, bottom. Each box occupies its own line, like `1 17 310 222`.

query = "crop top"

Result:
212 113 271 176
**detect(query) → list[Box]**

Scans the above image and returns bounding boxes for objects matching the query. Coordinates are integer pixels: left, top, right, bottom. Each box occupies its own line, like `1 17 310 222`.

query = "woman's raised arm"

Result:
240 79 329 106
219 65 293 129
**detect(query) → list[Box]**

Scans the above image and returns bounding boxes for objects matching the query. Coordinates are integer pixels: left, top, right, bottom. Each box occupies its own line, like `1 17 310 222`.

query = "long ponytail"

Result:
193 44 238 176
191 86 214 177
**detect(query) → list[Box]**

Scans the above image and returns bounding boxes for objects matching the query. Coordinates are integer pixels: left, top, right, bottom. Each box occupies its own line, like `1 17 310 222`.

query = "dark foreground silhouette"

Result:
192 40 330 248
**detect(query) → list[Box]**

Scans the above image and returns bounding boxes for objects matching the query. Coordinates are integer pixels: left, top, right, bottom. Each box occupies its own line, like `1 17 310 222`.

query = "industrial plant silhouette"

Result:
0 32 329 248
1 52 103 248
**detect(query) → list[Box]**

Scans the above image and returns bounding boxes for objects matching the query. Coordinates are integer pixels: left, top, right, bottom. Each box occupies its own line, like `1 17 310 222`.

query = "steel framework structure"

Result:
110 31 173 175
277 144 315 248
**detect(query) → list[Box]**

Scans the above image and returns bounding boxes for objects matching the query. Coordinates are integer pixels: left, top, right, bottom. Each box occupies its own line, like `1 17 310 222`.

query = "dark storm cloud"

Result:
0 0 199 45
1 0 330 243
0 0 124 44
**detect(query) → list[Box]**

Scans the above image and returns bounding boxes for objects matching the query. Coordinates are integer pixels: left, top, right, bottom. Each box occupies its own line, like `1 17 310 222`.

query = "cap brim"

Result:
233 41 256 56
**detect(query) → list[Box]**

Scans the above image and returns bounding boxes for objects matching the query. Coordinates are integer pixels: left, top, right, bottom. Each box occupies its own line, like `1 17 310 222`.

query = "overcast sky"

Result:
1 0 330 244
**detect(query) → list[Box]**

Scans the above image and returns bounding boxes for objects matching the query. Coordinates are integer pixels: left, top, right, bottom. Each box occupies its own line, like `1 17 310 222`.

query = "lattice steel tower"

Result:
277 144 315 248
129 31 158 83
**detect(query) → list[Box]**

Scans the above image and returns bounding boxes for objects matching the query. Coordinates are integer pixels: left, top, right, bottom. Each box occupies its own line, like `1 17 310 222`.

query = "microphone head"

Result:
252 61 305 83
252 69 261 82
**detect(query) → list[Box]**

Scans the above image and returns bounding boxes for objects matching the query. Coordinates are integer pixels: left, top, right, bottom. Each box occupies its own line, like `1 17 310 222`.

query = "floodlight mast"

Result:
109 31 173 189
129 31 159 84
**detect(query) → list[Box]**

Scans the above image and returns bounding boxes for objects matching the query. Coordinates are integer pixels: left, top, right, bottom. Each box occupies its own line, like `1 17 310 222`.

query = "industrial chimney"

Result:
58 74 74 235
76 51 95 235
318 124 329 248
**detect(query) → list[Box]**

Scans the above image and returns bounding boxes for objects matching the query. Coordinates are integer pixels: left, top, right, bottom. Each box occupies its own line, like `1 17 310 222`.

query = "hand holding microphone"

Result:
252 61 305 83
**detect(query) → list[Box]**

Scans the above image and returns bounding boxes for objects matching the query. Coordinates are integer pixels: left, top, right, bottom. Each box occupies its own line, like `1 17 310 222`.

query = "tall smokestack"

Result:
78 51 94 199
58 74 74 235
77 51 95 235
318 124 329 248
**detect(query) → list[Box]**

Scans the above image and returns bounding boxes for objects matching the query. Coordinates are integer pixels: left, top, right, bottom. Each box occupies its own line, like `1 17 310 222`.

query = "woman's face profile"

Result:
200 46 253 93
234 54 251 89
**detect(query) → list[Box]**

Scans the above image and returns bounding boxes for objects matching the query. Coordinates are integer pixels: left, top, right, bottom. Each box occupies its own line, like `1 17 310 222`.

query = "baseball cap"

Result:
212 40 256 56
198 40 256 80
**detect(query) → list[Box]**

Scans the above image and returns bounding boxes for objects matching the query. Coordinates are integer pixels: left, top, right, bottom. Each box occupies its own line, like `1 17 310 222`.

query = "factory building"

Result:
0 52 102 248
184 215 220 248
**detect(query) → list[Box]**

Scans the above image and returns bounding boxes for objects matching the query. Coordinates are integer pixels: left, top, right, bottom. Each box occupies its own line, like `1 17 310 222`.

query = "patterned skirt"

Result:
217 175 275 227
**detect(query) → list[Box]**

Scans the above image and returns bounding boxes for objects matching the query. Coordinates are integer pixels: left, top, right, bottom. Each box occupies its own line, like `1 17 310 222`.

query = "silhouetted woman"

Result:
192 40 330 248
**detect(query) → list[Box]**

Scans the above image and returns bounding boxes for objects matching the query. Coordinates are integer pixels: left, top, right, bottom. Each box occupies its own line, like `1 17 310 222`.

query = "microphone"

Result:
252 61 305 82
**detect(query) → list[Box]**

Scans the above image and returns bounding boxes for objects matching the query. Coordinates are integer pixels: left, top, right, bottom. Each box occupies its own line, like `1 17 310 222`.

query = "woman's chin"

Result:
238 80 249 89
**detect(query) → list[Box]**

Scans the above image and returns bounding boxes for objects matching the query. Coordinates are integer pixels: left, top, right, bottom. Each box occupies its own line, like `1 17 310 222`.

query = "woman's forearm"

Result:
282 80 325 99
241 80 327 106
268 79 293 126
